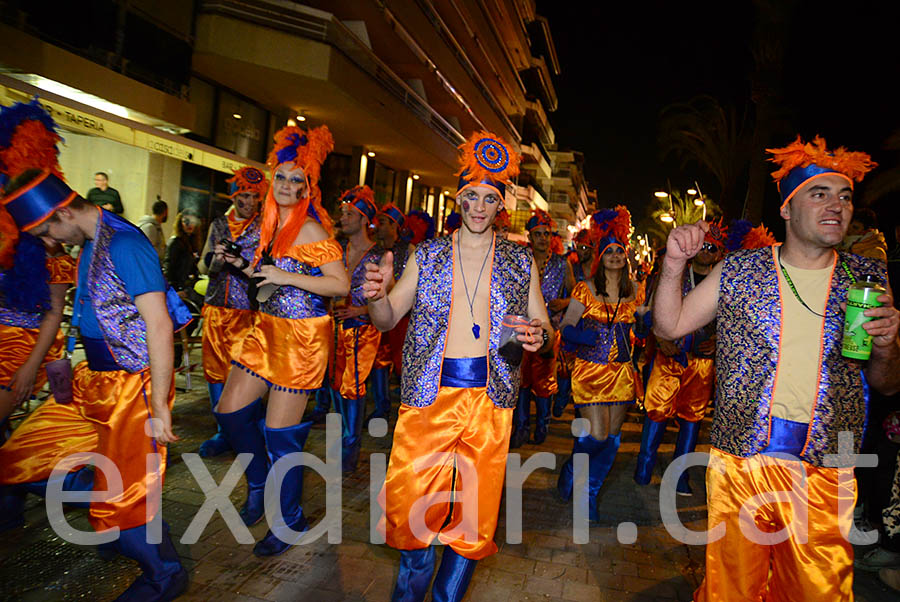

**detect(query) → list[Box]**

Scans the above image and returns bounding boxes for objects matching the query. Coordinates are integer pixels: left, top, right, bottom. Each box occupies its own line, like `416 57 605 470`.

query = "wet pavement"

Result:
1 356 899 601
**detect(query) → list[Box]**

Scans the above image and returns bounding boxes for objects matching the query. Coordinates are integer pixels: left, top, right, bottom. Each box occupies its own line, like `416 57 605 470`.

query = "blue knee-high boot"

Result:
337 394 366 472
307 386 332 424
366 367 391 426
214 399 267 526
254 421 313 556
1 466 95 532
199 382 230 457
113 522 188 602
510 388 531 449
588 434 620 522
552 377 571 418
392 547 436 602
532 397 551 445
673 418 701 495
431 547 478 602
633 418 667 485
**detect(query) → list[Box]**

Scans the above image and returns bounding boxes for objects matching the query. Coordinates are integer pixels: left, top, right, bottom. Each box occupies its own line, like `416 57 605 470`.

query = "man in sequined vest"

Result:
0 169 188 601
331 185 383 472
634 222 723 495
364 131 552 602
655 137 900 601
511 210 574 448
195 166 264 457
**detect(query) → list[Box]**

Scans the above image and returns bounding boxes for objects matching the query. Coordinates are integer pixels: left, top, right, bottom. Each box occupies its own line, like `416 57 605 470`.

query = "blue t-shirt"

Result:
76 229 167 338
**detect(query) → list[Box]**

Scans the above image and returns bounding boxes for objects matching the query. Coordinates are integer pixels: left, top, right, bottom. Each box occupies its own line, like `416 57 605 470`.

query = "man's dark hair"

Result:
853 207 878 231
152 199 168 215
95 172 108 179
3 169 85 216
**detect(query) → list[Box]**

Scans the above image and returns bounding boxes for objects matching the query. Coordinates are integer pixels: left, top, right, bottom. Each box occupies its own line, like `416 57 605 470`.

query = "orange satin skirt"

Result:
0 322 66 396
520 332 560 398
643 354 714 423
379 387 513 560
236 312 332 392
201 304 253 384
695 448 855 601
571 358 636 406
0 362 174 532
331 321 381 399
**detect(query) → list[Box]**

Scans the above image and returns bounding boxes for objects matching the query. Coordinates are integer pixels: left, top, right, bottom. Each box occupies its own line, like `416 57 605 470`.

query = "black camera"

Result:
221 239 242 256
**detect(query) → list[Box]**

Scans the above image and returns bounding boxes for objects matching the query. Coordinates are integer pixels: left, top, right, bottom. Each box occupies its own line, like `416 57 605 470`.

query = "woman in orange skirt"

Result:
557 207 644 521
214 124 349 557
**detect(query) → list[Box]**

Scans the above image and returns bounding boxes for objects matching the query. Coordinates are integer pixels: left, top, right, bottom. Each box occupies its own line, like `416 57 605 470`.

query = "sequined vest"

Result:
401 236 531 409
85 211 155 372
204 214 260 310
342 240 384 325
391 241 410 283
541 253 567 327
713 246 885 466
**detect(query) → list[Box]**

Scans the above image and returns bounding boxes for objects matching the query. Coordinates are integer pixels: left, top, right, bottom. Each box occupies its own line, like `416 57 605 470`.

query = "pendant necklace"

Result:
457 230 494 339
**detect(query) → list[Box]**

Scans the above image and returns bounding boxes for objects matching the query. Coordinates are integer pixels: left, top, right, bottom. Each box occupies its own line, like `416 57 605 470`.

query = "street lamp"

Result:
654 191 669 198
693 197 705 207
659 212 675 223
687 188 697 195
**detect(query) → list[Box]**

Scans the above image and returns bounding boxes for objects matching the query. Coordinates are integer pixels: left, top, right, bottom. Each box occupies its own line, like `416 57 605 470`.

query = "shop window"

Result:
215 91 266 162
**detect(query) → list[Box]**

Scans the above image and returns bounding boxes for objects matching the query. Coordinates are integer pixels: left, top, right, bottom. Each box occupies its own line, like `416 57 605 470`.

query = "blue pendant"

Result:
472 324 481 339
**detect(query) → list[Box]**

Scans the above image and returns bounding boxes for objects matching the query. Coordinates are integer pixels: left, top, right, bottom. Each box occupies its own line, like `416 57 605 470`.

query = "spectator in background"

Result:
137 198 168 261
842 206 887 261
86 172 124 214
164 212 203 298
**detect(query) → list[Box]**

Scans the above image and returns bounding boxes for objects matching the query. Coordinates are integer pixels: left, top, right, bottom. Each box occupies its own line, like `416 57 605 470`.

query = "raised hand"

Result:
666 220 709 263
363 251 393 301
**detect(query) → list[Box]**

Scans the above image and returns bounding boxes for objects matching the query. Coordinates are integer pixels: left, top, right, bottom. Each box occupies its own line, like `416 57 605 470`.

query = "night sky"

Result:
538 0 900 225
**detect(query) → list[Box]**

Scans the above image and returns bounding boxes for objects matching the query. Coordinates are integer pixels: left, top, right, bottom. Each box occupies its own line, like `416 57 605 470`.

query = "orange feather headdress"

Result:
256 124 334 261
227 166 268 200
766 135 877 208
456 131 520 198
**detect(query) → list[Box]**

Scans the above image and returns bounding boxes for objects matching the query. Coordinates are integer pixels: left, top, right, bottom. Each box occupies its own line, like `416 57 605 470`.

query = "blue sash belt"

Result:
440 356 488 388
761 416 809 457
83 337 125 372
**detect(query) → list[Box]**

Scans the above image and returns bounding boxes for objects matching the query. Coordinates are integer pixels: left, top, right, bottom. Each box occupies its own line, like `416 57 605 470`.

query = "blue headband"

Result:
456 170 506 198
598 236 626 255
2 171 76 230
343 194 377 222
380 205 405 227
779 163 851 204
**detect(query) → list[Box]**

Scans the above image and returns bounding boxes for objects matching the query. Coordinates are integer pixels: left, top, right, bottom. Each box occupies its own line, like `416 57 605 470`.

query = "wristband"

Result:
239 256 250 270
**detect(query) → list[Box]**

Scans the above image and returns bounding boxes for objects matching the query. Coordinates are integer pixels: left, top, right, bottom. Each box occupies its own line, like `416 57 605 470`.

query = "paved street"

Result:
1 361 898 601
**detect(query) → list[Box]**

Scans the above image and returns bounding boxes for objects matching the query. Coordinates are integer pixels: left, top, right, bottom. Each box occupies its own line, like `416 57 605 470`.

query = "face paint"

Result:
462 200 471 213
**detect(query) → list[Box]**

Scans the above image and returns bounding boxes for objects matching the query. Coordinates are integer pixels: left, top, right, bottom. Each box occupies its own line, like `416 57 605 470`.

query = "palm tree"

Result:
637 190 722 250
658 95 754 218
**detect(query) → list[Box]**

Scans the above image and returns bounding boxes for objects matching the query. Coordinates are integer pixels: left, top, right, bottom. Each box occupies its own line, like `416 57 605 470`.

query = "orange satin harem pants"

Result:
332 321 381 399
520 333 559 398
0 362 174 532
643 354 714 423
379 386 513 560
694 448 855 601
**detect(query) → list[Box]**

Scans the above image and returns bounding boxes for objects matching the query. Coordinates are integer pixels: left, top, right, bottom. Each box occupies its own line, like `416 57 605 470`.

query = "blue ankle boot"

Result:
673 418 701 496
633 418 667 485
392 547 436 601
214 399 267 526
113 522 188 601
199 382 231 458
431 547 478 602
253 421 314 557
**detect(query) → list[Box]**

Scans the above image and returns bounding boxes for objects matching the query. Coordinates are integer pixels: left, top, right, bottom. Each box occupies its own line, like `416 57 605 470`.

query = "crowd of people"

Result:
2 95 900 602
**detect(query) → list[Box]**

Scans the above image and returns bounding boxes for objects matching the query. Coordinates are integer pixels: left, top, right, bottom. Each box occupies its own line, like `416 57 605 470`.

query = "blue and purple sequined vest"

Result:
713 246 884 466
401 236 531 409
204 214 260 310
258 242 337 320
342 240 384 325
391 241 410 283
84 212 156 372
540 253 567 326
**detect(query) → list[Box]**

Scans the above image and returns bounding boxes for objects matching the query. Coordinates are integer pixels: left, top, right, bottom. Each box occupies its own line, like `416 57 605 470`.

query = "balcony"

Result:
519 55 557 113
